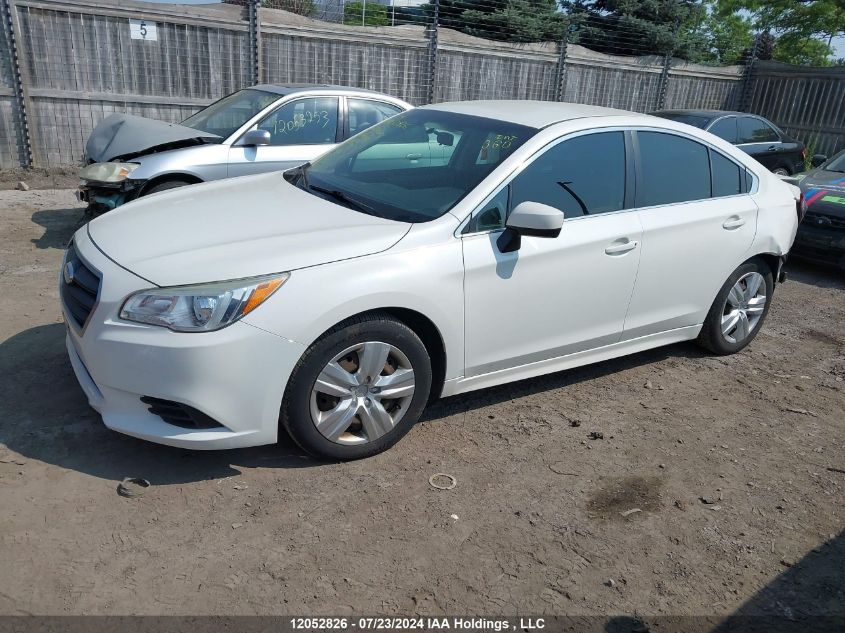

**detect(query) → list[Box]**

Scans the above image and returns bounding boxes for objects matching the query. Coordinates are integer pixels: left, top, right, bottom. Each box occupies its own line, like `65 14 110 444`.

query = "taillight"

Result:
801 147 807 160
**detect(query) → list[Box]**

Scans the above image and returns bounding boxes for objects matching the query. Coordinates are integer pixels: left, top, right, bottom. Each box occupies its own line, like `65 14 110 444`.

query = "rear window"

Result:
710 150 743 197
738 117 780 144
653 113 710 129
636 131 710 206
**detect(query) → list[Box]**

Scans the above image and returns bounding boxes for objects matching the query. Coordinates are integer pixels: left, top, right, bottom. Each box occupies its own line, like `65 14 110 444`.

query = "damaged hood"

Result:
85 113 222 163
87 172 412 287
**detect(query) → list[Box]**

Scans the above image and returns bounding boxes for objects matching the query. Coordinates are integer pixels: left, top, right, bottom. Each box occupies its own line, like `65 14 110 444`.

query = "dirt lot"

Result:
0 189 843 624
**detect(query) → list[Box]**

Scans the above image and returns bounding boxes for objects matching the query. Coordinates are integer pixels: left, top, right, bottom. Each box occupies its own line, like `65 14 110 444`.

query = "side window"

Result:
738 117 779 144
710 149 742 197
510 131 626 219
255 97 339 146
636 131 710 207
708 117 737 144
347 99 403 138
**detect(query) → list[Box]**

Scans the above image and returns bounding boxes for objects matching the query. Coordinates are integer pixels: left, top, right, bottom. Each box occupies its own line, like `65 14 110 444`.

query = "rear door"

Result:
227 96 340 177
622 130 758 339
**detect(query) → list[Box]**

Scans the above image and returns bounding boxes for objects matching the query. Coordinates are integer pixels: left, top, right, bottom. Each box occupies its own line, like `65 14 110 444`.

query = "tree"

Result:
716 0 845 65
687 2 753 65
344 1 390 26
419 0 569 42
560 0 710 59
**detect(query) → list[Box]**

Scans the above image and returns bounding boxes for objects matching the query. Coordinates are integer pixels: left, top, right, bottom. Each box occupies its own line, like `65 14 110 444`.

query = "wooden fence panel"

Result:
2 0 843 168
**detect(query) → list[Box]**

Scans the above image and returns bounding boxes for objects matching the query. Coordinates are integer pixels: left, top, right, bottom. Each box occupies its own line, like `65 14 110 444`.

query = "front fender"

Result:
242 242 466 382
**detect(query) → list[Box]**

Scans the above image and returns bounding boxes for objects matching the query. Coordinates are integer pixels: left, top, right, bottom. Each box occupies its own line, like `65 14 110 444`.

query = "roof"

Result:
653 109 746 119
422 100 636 128
251 83 394 97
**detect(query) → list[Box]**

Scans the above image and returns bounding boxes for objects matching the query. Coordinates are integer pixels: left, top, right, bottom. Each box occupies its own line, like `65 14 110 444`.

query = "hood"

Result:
800 170 845 216
85 113 222 163
87 172 412 287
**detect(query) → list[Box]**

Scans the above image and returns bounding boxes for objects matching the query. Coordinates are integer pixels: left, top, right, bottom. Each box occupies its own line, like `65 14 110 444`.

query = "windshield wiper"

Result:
308 183 378 215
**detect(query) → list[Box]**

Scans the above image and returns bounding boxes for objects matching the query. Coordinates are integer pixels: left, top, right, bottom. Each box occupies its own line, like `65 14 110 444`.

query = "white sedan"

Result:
62 101 801 460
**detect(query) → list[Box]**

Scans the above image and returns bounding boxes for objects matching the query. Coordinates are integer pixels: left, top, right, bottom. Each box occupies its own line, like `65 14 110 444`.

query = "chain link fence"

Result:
0 0 843 169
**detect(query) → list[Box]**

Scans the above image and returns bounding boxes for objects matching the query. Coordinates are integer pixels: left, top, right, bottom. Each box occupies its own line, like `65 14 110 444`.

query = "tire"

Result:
142 179 194 196
772 166 791 176
697 258 774 355
280 312 433 460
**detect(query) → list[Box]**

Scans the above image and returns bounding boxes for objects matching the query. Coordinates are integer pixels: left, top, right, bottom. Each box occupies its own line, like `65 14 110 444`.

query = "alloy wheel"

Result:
309 341 416 445
721 272 767 344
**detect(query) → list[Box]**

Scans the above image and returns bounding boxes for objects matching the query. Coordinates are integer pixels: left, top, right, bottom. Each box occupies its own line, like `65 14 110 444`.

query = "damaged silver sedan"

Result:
78 84 411 214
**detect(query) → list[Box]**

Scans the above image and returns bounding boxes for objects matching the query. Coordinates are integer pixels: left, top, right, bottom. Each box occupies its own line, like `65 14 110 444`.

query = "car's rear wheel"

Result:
280 313 432 460
698 259 773 355
772 166 790 176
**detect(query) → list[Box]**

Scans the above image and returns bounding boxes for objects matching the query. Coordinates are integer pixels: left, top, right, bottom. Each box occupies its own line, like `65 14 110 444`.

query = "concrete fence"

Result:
0 0 843 169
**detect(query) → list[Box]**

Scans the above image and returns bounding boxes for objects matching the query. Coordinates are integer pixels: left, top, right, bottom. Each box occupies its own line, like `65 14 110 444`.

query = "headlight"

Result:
79 162 140 183
119 273 289 332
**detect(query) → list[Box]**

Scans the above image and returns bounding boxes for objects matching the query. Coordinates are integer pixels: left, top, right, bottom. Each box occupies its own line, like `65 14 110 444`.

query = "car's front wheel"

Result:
280 313 432 460
698 259 773 355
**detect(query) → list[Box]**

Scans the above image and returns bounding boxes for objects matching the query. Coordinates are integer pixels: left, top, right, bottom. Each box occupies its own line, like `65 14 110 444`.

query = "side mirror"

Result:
241 129 271 147
811 154 828 168
497 201 563 253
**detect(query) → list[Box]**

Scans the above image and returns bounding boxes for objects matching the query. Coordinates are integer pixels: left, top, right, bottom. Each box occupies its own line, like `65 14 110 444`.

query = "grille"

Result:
61 243 101 329
804 212 845 231
140 396 224 430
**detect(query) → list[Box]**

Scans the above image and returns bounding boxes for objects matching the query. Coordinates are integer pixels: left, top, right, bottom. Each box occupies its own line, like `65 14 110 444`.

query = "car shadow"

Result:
708 529 845 632
30 207 86 250
1 322 708 485
786 259 845 290
0 323 320 486
423 341 706 422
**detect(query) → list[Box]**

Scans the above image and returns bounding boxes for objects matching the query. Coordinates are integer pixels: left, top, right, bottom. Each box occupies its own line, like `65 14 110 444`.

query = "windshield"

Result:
824 150 845 172
182 89 279 138
653 113 710 129
301 109 535 222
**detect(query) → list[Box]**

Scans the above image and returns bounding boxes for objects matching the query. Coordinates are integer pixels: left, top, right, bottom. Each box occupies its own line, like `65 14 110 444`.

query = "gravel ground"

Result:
0 189 843 623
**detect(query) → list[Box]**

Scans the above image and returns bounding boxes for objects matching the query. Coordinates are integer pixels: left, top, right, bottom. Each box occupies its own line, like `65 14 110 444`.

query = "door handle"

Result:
604 239 638 255
722 216 746 230
406 153 423 160
766 145 777 152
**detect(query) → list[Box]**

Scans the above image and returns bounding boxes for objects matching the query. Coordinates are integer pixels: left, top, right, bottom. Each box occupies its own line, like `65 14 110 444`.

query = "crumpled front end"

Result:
76 178 145 215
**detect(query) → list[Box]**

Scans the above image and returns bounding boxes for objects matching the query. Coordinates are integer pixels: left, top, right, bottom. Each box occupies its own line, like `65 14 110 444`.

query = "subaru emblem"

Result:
63 261 75 285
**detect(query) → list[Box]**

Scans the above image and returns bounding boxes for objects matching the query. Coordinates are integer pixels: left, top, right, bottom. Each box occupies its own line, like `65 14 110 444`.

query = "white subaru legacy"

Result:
62 101 801 460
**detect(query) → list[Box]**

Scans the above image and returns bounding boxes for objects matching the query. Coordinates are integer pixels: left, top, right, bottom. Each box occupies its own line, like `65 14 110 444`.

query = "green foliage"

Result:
344 1 390 26
561 0 710 58
715 0 845 66
692 4 753 65
420 0 569 42
262 0 317 16
774 34 836 66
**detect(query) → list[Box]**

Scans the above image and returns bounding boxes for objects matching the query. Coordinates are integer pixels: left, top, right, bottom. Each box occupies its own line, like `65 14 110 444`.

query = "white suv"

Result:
62 101 801 460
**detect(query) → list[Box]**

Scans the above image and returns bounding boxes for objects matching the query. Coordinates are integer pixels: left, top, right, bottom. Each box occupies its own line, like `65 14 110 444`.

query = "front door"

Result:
227 96 340 177
462 131 642 377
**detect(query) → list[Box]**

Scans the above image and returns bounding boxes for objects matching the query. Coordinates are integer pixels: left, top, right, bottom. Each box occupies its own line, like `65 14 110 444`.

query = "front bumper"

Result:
792 224 845 269
62 228 306 449
77 179 144 213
